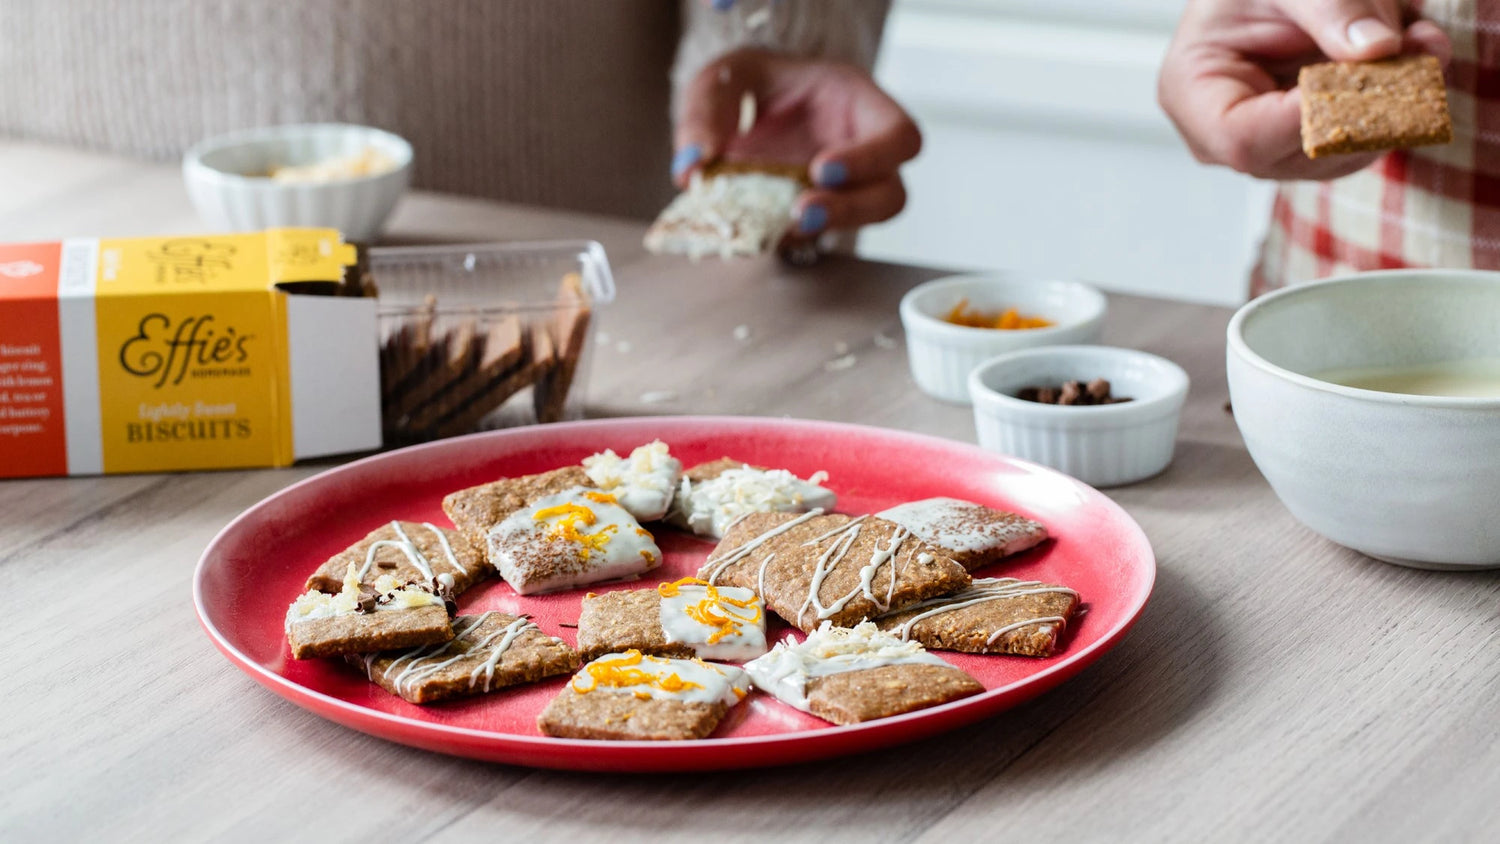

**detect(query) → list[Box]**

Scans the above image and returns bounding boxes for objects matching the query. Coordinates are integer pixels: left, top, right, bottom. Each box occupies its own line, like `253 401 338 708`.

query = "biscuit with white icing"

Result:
305 521 489 597
582 440 682 522
575 578 767 662
285 563 453 659
699 511 971 632
487 488 662 594
876 497 1048 571
352 612 580 704
670 458 837 540
537 650 751 740
442 465 594 551
875 577 1080 657
643 162 807 260
743 622 982 725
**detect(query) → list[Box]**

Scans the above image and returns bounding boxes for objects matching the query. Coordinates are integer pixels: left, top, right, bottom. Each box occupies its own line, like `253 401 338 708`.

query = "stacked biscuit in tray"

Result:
283 441 1081 741
378 273 589 441
363 241 613 444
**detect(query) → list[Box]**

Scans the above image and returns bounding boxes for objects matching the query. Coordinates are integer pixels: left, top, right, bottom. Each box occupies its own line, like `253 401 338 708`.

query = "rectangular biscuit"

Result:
537 686 729 741
379 296 435 403
487 488 662 594
876 497 1048 571
403 314 527 437
806 663 984 725
352 612 580 704
305 521 489 597
441 465 593 551
576 589 696 662
429 323 546 439
536 651 750 740
874 577 1080 657
742 622 983 724
669 459 837 539
576 579 767 662
533 272 591 424
287 603 453 660
699 511 971 632
643 162 808 259
386 319 480 427
1300 55 1452 158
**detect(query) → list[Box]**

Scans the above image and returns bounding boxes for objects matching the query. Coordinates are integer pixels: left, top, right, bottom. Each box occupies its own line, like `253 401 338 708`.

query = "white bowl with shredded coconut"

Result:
184 123 412 241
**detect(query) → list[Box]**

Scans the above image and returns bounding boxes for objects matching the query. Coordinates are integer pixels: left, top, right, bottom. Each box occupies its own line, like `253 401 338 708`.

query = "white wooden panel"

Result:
863 0 1271 306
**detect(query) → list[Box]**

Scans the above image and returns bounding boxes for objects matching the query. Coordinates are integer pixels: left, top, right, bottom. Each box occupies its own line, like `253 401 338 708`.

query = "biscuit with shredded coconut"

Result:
581 440 682 522
669 457 837 540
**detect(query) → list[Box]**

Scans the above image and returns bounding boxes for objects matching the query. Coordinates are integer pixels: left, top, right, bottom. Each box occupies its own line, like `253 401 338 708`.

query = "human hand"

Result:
673 48 921 242
1158 0 1452 180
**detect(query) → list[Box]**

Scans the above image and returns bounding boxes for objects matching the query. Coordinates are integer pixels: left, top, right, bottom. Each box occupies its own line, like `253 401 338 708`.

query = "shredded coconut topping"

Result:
581 440 683 522
742 621 950 712
285 563 441 630
673 465 836 539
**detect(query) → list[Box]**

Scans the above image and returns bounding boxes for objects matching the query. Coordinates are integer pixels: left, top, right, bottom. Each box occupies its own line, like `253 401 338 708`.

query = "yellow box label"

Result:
95 290 289 472
82 229 351 473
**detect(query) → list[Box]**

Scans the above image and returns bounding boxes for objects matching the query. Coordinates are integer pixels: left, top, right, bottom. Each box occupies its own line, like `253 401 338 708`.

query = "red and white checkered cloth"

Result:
1253 0 1500 297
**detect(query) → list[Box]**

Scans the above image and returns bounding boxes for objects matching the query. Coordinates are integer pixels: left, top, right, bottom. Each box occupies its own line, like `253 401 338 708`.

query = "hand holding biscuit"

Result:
673 48 921 241
1158 0 1452 180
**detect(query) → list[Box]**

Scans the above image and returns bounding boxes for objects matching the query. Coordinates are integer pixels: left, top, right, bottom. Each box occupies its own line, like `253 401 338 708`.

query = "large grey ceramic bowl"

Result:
1227 270 1500 570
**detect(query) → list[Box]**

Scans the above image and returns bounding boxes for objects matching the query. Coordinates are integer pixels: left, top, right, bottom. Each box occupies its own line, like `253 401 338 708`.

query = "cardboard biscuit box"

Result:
0 228 381 478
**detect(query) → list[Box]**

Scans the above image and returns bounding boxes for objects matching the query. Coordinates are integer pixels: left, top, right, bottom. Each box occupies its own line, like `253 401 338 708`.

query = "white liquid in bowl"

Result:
1313 356 1500 397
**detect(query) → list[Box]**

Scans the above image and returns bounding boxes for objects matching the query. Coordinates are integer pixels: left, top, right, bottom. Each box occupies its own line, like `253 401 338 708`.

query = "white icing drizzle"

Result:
742 621 951 713
756 552 776 598
369 613 549 697
881 577 1079 645
793 516 915 627
468 617 539 691
358 521 467 586
700 508 825 584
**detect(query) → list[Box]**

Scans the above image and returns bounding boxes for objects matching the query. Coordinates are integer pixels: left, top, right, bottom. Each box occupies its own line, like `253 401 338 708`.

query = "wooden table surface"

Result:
2 141 1497 843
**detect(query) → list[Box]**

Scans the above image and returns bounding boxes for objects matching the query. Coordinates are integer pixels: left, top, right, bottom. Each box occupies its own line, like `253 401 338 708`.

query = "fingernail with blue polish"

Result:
815 161 847 188
712 0 736 11
671 144 703 179
799 203 828 235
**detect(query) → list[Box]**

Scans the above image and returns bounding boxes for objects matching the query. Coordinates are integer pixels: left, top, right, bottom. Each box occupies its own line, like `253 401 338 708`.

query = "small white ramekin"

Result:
183 123 412 242
900 273 1107 404
968 345 1189 487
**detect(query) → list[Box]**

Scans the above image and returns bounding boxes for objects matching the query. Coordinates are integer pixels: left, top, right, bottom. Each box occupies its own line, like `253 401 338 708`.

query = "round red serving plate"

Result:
195 416 1154 772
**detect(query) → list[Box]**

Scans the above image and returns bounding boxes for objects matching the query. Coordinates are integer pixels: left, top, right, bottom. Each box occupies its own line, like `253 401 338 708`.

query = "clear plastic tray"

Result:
366 240 614 443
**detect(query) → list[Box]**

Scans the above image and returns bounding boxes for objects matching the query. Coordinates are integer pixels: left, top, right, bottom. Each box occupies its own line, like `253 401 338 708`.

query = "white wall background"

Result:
857 0 1274 306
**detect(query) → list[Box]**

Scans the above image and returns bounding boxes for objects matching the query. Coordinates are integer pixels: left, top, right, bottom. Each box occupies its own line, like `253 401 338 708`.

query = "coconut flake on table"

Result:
669 463 837 539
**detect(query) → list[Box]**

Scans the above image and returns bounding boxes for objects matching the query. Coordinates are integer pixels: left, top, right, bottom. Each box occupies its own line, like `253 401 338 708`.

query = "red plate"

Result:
195 416 1154 771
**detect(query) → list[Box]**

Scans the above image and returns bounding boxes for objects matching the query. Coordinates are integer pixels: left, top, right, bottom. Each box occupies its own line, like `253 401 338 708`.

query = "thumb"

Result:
673 52 764 185
1278 0 1405 61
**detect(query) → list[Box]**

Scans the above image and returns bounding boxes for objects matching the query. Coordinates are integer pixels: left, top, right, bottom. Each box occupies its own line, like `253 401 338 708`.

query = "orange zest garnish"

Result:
583 491 619 505
533 502 616 559
657 577 763 644
572 650 703 696
943 299 1053 330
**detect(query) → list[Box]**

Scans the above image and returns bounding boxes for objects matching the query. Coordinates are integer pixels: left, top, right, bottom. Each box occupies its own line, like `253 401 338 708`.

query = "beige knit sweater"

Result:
1 0 887 219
